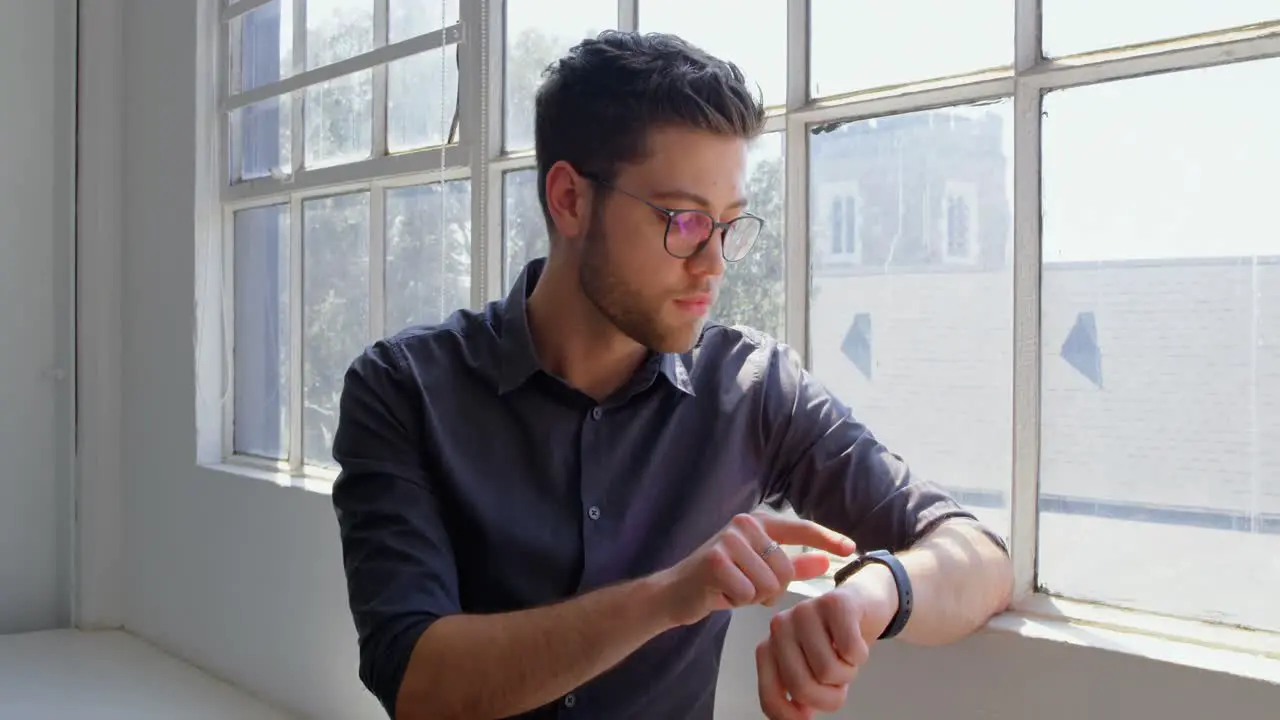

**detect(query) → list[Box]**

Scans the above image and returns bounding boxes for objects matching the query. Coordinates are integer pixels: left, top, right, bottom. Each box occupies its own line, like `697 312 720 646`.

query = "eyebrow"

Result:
648 188 749 212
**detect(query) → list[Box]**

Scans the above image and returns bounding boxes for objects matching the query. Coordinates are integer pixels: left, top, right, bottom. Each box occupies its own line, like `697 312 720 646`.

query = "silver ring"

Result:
759 541 781 560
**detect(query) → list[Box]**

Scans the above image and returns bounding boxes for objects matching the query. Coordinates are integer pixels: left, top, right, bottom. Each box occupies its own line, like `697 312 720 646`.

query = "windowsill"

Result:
202 456 336 495
786 580 1280 686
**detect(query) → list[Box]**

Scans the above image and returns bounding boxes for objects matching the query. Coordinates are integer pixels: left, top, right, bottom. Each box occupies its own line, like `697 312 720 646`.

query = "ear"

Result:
544 160 593 242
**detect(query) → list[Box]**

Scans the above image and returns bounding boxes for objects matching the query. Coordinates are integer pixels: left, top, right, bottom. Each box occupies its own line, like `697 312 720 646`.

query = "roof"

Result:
810 255 1280 533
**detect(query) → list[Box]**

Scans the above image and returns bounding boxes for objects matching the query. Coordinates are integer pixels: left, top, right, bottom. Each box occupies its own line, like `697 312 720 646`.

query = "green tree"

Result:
712 153 785 340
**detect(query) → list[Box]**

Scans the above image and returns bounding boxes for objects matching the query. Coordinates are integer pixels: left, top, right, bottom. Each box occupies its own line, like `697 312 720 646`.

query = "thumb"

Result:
791 551 832 582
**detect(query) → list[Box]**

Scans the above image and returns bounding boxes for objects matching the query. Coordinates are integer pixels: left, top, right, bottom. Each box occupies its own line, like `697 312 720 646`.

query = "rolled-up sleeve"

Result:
331 339 460 717
761 343 991 554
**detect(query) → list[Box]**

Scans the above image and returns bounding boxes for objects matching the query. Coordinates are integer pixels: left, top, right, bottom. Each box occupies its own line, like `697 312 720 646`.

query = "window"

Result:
830 196 857 256
208 0 1280 657
711 132 786 338
818 183 862 262
809 104 1014 542
809 0 1012 99
1043 0 1280 57
219 0 465 472
502 169 547 288
639 0 787 107
504 0 617 152
1039 58 1280 633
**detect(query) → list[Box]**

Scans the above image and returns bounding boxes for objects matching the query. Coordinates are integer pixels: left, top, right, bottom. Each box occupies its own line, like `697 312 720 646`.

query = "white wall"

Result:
101 0 1280 717
0 0 76 634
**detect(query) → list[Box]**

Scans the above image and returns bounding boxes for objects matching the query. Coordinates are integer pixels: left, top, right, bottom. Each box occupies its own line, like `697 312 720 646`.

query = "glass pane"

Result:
304 69 373 169
1044 0 1279 57
809 0 1011 99
385 180 473 333
638 0 785 107
231 0 293 94
504 0 617 152
1039 60 1280 632
711 132 785 339
808 103 1015 541
306 0 374 69
233 204 290 460
389 0 460 44
387 46 460 153
231 94 293 182
303 192 370 467
502 169 547 289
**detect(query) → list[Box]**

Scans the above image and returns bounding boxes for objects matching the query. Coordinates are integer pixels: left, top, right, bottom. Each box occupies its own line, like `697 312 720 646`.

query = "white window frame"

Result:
197 0 1280 678
210 0 482 480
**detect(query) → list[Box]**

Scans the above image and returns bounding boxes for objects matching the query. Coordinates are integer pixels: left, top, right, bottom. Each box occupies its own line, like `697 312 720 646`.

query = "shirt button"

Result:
564 693 577 708
590 407 603 420
587 506 601 520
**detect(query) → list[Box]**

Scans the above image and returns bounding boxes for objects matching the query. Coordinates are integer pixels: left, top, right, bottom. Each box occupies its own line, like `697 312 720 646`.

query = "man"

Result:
331 30 1011 720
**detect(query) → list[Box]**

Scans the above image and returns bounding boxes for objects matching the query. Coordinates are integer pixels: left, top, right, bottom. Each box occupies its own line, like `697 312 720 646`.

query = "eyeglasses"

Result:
582 172 764 262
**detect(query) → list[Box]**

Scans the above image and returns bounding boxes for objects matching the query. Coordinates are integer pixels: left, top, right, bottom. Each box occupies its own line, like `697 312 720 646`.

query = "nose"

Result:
687 228 727 278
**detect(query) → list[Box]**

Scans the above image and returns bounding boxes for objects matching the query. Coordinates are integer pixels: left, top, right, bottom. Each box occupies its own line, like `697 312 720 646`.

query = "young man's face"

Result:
580 126 749 353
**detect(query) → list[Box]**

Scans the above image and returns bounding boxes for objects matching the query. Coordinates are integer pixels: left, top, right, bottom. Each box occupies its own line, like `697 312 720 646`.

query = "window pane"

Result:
1044 0 1279 57
231 0 293 94
231 94 292 182
1039 60 1280 632
387 46 460 153
304 69 373 169
639 0 785 107
389 0 459 44
385 180 472 333
504 0 616 152
809 0 1011 99
711 132 785 339
808 103 1015 541
233 205 290 460
303 192 370 467
306 0 374 69
502 169 547 290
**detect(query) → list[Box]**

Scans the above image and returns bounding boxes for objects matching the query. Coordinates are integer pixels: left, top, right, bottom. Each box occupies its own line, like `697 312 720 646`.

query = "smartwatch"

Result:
832 549 913 640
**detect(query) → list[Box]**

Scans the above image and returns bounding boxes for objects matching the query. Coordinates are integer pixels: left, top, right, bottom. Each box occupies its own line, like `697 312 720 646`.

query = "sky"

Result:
505 0 1280 263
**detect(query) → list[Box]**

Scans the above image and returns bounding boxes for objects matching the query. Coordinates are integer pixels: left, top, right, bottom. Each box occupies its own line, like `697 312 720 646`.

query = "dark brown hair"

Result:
534 31 766 228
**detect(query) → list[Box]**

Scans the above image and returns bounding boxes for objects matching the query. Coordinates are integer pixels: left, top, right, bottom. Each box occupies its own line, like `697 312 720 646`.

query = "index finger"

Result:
756 515 856 556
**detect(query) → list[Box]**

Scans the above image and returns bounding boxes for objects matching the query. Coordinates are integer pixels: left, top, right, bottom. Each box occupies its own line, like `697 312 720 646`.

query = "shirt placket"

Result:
561 401 610 717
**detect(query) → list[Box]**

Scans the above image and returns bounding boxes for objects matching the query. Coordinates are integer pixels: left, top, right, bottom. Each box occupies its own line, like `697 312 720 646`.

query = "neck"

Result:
525 255 649 401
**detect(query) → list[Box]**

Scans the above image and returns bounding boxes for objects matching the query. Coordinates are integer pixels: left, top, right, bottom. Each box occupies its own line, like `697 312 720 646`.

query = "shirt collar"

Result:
497 258 696 397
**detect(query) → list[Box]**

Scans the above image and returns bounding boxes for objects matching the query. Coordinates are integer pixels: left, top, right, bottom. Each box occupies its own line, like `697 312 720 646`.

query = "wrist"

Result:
839 562 899 640
638 570 687 632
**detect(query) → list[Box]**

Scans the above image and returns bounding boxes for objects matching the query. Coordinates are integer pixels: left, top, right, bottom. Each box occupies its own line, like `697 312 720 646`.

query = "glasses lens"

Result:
723 217 762 261
666 211 715 257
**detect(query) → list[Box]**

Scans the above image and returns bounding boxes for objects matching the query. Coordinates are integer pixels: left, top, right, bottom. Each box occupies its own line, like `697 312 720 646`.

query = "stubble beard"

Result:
578 217 703 354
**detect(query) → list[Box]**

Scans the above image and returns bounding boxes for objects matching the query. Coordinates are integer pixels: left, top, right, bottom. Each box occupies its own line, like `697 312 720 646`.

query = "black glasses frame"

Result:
580 172 764 262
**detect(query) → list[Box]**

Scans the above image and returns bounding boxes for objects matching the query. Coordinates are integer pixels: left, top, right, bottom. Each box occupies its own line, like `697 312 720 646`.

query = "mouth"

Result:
672 293 713 316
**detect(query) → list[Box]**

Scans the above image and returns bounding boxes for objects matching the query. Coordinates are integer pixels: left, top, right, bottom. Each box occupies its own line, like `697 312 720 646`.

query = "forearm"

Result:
853 521 1012 647
396 574 676 720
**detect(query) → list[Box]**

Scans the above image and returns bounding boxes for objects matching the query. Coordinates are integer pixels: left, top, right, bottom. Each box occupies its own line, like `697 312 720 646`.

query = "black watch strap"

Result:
832 549 913 640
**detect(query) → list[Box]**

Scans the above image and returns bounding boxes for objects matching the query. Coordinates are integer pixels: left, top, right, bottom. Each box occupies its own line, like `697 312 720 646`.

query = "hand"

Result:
656 512 856 628
756 566 898 719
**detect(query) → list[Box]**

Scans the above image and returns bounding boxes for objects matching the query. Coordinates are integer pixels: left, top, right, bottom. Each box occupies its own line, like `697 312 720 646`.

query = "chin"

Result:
650 320 704 354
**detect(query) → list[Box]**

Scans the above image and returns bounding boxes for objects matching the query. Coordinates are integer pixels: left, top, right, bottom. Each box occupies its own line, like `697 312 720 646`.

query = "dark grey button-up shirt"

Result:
332 258 985 719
